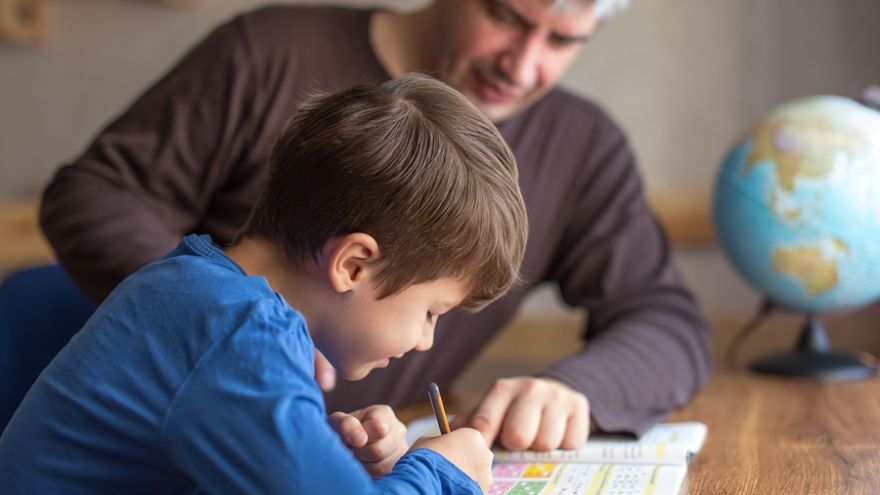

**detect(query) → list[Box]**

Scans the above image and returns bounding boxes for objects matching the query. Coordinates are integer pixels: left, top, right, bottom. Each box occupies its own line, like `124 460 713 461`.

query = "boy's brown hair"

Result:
238 73 527 310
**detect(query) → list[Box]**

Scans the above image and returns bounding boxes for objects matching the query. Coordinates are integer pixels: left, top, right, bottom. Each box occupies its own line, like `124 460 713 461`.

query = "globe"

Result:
714 95 880 314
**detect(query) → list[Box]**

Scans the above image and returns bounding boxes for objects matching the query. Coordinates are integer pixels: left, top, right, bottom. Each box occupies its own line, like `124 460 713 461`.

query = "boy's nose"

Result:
415 327 434 351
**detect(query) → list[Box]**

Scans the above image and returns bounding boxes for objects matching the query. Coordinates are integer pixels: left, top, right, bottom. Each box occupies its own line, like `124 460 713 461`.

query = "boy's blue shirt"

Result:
0 234 480 494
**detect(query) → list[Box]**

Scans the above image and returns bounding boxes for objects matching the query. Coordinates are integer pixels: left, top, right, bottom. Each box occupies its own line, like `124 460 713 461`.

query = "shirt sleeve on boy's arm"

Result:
159 310 478 494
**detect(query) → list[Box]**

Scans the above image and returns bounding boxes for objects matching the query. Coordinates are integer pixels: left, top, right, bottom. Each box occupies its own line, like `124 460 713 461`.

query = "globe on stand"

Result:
713 95 880 380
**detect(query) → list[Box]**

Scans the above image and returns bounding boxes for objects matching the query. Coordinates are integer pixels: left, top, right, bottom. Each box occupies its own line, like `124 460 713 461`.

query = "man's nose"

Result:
497 33 543 89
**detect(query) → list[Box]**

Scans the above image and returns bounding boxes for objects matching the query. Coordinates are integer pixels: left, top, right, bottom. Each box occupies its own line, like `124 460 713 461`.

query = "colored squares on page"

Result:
505 481 549 495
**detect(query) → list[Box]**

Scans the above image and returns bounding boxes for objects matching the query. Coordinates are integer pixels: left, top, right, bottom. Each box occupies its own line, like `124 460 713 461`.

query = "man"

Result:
40 0 711 450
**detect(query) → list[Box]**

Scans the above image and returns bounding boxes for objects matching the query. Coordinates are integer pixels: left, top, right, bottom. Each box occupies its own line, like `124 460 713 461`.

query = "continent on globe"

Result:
747 115 871 192
773 243 840 296
714 95 880 313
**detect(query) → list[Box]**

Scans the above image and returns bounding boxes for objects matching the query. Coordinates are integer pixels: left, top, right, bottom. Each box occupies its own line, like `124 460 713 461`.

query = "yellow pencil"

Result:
427 382 451 434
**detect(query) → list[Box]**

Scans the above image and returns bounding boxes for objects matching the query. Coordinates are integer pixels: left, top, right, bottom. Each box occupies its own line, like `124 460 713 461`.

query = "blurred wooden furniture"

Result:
0 193 713 274
671 371 880 494
0 199 53 276
0 0 46 45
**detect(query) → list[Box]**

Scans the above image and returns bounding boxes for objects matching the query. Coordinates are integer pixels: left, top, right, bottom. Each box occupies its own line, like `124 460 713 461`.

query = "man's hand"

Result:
315 349 337 391
329 405 408 477
454 376 590 451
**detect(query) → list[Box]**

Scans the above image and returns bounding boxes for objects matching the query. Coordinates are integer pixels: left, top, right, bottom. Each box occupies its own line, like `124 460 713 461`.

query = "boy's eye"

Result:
426 311 434 323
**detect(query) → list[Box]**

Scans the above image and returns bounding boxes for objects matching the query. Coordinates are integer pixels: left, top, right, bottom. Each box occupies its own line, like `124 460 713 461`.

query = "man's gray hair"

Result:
554 0 630 21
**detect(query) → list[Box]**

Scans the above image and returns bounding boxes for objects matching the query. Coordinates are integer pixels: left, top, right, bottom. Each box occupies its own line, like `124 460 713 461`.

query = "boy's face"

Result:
317 276 470 381
431 0 599 122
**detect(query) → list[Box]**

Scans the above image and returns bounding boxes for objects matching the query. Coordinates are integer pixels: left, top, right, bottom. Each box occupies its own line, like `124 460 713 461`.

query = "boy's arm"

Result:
161 317 481 494
40 15 260 303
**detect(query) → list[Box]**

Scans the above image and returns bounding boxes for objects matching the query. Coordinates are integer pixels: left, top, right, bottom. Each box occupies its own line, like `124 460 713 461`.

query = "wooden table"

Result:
398 313 880 494
401 370 880 494
668 371 880 494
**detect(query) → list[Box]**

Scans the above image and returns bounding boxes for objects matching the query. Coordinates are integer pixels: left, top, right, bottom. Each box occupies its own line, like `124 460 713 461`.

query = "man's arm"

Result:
460 114 711 444
40 16 259 302
540 130 713 435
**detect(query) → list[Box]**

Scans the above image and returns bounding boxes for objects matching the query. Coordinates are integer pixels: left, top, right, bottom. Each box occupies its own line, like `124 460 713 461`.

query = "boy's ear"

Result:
324 233 382 293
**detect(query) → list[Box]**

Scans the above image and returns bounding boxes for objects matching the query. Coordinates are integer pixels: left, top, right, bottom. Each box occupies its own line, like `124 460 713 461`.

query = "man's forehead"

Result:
504 0 597 32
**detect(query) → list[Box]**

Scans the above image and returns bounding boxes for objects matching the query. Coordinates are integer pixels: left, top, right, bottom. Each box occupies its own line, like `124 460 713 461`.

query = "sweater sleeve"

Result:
39 15 260 303
540 125 712 436
161 315 481 495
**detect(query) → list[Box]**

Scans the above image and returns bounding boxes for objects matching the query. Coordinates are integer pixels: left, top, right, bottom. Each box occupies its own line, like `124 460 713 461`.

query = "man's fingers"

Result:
560 395 591 450
328 412 368 448
466 377 592 451
532 405 567 452
467 379 518 447
314 350 337 391
498 392 542 451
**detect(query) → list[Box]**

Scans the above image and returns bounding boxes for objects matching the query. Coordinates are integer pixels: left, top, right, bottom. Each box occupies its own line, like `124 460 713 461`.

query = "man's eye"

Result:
549 34 582 49
426 311 434 323
486 1 516 24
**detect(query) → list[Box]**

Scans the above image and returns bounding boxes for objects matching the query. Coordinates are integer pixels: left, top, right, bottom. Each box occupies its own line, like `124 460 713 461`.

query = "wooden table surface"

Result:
668 371 880 494
401 370 880 494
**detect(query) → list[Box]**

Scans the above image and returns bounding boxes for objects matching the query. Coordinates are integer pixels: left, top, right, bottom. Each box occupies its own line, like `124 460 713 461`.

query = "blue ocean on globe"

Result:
714 95 880 313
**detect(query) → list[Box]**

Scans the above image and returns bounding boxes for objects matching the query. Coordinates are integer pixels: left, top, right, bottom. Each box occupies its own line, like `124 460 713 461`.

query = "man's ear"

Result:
323 233 381 294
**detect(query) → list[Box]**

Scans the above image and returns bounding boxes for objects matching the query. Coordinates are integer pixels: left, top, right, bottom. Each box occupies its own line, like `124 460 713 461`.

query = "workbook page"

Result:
489 462 687 495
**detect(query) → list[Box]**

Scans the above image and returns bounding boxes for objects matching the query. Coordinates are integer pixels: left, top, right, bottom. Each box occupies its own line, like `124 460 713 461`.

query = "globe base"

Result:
749 314 878 381
750 350 876 381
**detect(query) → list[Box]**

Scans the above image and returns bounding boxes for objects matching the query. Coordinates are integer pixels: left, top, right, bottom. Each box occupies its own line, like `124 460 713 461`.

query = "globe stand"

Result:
750 314 877 381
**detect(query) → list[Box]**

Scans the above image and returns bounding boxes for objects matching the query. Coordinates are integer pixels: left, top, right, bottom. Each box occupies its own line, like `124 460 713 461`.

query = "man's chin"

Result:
472 98 527 123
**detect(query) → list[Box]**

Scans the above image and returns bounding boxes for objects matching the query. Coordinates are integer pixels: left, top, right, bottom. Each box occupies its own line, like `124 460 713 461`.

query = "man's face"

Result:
432 0 599 122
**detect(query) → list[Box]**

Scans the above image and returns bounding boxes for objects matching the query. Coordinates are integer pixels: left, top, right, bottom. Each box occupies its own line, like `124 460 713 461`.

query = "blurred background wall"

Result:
2 0 879 362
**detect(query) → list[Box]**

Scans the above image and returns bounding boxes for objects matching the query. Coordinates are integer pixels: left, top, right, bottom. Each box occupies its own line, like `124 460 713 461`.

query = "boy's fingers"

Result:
314 351 337 391
355 405 397 441
328 412 368 448
352 432 396 462
449 413 466 430
360 416 390 441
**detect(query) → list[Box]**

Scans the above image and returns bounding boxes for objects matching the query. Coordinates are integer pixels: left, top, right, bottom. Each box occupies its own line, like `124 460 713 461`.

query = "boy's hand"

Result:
315 350 337 391
410 428 493 493
452 376 590 451
329 405 408 477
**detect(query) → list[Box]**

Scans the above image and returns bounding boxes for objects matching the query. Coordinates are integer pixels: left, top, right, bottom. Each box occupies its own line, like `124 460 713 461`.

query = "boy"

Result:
0 74 528 493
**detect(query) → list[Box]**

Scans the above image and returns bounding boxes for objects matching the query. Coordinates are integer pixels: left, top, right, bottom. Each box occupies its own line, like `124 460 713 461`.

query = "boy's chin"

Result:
340 360 388 381
338 366 371 382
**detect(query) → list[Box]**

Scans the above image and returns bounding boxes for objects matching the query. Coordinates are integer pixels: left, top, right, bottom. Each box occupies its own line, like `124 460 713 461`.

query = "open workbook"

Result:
406 417 707 495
